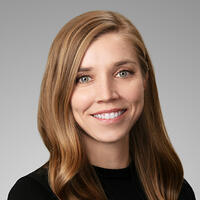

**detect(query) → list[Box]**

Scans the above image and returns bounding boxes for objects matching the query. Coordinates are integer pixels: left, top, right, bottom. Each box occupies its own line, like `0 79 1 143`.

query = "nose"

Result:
95 77 119 103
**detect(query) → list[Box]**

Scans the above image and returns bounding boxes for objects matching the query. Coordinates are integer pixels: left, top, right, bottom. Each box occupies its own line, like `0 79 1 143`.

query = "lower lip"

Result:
91 109 127 124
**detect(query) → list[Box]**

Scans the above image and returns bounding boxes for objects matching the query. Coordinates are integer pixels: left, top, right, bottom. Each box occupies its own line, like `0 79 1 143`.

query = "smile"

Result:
92 109 127 120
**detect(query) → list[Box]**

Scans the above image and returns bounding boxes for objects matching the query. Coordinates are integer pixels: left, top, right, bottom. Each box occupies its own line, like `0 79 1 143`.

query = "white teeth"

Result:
97 114 102 119
105 113 110 119
93 110 125 120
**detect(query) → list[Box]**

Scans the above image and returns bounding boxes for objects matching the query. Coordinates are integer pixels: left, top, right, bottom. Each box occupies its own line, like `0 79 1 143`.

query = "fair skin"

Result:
71 32 148 169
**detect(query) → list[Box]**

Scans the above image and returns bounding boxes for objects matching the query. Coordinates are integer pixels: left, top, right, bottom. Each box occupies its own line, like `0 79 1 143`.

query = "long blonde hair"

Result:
37 10 183 200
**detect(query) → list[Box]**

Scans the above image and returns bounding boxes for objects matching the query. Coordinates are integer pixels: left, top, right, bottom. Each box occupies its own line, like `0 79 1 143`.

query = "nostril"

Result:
96 86 119 102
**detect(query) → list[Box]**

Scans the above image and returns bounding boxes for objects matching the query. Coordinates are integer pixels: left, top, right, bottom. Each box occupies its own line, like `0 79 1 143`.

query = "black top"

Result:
8 162 196 200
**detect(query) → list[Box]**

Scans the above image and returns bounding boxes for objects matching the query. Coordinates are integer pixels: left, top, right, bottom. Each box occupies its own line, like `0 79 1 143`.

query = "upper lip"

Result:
91 108 126 115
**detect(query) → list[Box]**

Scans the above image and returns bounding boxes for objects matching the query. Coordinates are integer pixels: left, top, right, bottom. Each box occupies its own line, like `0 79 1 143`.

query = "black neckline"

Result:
93 163 132 179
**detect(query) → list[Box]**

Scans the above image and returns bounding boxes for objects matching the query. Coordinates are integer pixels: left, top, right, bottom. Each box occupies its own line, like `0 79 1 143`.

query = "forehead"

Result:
80 32 138 68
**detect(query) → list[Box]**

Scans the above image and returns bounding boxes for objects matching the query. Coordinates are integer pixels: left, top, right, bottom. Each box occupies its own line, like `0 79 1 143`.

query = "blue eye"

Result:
116 70 132 78
76 76 91 84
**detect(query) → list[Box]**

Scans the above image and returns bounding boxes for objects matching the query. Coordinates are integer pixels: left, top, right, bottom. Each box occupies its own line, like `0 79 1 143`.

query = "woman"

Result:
8 10 196 200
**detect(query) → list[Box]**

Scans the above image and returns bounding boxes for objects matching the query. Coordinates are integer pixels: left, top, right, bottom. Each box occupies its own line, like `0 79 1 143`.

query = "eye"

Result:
116 70 133 78
76 75 92 84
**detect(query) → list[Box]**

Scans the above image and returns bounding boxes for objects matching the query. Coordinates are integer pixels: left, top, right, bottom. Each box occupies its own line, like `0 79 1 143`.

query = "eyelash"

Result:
75 70 134 84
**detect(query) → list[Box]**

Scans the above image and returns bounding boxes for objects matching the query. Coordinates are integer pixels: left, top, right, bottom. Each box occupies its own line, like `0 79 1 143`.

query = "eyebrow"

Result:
78 59 137 72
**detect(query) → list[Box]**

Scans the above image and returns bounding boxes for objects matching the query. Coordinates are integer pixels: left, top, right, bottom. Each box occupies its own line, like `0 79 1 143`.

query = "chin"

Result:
88 130 130 144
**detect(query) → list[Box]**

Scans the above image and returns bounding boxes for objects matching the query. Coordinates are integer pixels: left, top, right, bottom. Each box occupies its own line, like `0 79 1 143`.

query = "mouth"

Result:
91 108 127 120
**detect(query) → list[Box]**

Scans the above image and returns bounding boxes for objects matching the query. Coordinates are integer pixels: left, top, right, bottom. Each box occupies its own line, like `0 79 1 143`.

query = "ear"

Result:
143 71 149 90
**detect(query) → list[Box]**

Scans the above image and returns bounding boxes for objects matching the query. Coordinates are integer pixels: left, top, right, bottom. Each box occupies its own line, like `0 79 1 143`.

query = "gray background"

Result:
1 0 199 199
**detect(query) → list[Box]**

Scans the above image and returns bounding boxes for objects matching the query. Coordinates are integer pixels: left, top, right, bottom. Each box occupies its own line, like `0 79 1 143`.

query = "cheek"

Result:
120 81 145 103
70 89 93 114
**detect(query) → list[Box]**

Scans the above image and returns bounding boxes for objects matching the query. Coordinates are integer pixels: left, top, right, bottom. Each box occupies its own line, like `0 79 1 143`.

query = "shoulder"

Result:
7 167 58 200
178 179 196 200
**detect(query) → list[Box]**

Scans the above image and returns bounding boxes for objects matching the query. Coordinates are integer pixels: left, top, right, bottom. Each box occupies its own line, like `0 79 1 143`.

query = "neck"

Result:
83 134 130 169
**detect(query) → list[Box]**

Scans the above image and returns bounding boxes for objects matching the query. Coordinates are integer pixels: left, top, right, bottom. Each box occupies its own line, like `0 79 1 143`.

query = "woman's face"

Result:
70 32 147 145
